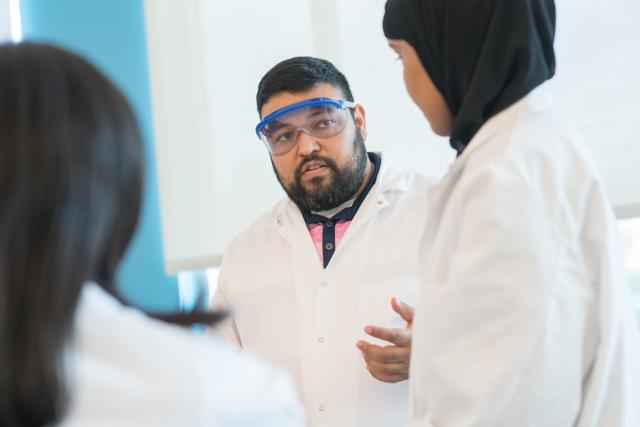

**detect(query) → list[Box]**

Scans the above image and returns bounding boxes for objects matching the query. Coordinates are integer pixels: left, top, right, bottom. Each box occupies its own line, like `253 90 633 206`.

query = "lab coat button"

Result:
318 337 324 343
321 281 328 287
376 200 383 205
318 405 326 412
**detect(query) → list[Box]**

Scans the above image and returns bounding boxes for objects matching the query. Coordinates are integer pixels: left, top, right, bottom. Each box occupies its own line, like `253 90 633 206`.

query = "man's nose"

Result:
296 129 320 156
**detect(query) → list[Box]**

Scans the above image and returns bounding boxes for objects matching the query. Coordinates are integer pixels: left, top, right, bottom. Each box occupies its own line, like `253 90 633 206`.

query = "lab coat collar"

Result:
375 152 411 193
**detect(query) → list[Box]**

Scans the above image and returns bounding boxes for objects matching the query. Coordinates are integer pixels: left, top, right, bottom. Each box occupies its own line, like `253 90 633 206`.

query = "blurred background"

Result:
0 0 638 324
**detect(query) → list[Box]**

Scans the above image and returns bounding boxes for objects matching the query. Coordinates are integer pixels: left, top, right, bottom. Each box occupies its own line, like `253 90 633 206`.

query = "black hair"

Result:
0 42 222 427
256 56 354 116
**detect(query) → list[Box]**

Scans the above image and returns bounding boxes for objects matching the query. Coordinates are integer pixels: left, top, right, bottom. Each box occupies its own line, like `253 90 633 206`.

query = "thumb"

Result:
391 297 414 326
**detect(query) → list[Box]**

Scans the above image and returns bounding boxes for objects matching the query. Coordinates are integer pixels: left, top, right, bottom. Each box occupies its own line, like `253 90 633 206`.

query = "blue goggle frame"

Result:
255 97 356 139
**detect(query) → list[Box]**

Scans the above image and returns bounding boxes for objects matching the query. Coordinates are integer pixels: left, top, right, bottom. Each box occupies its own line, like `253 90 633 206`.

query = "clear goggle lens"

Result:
256 98 355 156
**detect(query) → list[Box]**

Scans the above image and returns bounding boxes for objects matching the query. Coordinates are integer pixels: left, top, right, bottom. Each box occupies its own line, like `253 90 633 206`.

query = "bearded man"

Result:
212 56 434 427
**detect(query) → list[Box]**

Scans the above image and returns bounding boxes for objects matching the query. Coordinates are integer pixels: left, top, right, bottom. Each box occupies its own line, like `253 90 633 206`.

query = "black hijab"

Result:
383 0 556 154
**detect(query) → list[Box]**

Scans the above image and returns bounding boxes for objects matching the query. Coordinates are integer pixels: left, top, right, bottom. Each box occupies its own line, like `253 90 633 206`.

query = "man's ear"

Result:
353 104 368 140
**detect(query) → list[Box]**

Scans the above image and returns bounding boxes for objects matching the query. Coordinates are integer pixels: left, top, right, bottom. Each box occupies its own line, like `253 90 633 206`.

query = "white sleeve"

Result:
411 165 583 427
209 266 242 348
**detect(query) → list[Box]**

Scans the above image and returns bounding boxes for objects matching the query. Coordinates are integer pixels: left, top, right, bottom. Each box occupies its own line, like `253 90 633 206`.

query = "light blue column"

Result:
20 0 179 311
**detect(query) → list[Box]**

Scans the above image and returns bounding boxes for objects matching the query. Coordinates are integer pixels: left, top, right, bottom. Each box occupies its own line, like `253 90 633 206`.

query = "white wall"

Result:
552 0 640 218
146 0 640 273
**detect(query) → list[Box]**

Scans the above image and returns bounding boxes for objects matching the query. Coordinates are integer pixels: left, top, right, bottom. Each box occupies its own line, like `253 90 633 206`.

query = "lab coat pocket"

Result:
357 272 421 347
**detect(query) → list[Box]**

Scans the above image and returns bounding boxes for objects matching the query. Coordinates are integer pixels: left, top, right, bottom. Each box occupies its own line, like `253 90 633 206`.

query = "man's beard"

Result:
272 130 368 213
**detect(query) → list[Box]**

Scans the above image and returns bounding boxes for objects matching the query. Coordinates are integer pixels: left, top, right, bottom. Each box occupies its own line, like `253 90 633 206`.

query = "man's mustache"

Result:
295 155 338 181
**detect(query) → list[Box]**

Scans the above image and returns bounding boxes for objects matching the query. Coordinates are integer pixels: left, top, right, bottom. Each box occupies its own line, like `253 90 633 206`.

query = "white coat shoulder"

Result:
224 197 290 255
63 283 305 427
460 86 598 195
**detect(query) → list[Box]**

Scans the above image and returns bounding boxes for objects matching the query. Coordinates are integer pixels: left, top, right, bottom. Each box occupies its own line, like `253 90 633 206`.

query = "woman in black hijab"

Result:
382 1 639 425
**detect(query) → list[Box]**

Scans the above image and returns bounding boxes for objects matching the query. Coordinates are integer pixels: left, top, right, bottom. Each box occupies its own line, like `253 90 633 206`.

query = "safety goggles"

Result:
255 97 356 156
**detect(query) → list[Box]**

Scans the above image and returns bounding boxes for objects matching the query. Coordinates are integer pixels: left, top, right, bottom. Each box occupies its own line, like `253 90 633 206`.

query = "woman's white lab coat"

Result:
410 83 640 427
61 283 305 427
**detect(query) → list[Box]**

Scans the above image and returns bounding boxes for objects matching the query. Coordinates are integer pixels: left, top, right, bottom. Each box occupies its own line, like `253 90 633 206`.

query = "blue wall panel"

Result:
20 0 179 311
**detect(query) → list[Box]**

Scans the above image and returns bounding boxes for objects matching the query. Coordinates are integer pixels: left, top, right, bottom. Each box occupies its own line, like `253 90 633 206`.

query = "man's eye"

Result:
275 131 294 142
316 119 336 129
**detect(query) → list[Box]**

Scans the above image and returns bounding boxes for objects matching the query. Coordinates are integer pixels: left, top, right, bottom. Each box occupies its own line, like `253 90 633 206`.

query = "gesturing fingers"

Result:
363 357 409 383
357 340 410 363
357 338 411 383
390 297 414 326
364 325 411 347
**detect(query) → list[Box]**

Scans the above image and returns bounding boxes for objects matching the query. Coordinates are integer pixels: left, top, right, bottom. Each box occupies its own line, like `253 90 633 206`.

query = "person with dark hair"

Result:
0 42 304 427
211 56 435 426
382 0 640 425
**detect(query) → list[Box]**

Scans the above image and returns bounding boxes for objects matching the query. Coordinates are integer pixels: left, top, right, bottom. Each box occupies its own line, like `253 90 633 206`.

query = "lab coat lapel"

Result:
333 190 389 258
275 200 324 271
333 162 405 257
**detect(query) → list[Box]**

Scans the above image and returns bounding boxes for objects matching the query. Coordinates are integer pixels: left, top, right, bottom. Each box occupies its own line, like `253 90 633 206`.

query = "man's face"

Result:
261 83 369 212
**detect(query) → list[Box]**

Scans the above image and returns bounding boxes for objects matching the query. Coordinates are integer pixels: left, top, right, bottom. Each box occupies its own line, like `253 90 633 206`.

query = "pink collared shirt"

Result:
306 220 352 262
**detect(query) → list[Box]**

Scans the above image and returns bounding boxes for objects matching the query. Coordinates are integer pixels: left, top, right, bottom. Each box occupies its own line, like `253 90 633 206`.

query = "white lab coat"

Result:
61 283 305 427
213 156 435 427
410 83 640 427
